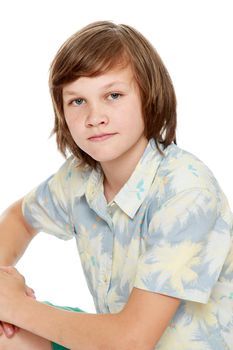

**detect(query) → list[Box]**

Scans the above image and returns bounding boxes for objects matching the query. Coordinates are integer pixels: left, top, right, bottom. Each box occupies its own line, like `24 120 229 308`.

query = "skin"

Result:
0 199 38 339
0 285 35 338
0 267 180 350
63 65 148 201
0 66 180 350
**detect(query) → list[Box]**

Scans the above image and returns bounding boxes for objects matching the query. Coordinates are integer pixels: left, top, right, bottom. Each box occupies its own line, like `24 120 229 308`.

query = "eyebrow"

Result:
63 81 128 96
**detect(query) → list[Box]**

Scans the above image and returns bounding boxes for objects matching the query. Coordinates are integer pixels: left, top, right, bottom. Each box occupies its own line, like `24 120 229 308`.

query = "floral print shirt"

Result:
23 139 233 349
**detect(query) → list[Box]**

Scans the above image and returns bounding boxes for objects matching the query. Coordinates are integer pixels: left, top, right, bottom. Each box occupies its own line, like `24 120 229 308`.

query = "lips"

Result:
88 133 116 141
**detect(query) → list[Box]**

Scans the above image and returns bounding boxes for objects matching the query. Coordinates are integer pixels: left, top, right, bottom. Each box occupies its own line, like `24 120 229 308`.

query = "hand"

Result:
0 266 36 337
0 285 36 338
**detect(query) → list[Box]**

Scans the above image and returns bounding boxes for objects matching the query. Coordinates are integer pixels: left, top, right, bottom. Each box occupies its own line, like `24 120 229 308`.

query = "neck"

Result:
101 138 148 202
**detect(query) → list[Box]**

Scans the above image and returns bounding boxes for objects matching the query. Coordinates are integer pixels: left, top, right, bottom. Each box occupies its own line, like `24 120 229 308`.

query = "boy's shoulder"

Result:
157 143 220 197
56 155 92 176
54 155 93 195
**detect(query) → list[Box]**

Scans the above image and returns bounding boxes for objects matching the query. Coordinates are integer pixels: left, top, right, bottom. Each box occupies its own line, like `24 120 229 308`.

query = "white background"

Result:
0 0 232 313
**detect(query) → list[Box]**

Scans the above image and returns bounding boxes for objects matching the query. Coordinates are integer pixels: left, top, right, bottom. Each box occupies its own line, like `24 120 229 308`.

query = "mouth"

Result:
88 133 117 141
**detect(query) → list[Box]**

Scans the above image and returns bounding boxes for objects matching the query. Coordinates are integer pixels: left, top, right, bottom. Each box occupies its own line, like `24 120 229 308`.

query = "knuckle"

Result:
7 266 15 272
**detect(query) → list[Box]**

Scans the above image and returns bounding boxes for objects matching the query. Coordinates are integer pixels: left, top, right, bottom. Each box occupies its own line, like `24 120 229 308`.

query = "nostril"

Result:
86 116 108 127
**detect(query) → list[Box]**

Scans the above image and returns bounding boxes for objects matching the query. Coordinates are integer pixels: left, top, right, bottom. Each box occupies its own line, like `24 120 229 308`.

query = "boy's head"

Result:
49 21 177 168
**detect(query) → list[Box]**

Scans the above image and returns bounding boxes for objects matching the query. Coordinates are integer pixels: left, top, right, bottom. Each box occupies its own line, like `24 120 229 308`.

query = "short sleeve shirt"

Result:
22 139 233 349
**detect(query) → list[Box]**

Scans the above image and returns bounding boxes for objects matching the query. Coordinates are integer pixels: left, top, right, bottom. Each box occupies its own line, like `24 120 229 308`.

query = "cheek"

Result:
123 106 144 130
64 112 81 132
63 108 71 127
124 96 144 126
65 116 74 129
64 118 80 143
64 118 74 136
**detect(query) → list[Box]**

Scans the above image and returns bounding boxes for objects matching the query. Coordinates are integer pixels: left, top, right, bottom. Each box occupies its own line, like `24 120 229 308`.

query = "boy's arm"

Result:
0 198 38 266
0 199 38 338
0 269 180 350
19 288 179 350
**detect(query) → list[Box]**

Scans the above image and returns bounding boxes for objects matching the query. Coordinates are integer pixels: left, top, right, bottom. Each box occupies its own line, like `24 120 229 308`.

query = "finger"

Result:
4 266 26 283
2 322 15 338
0 266 15 273
0 266 21 279
14 326 20 333
0 323 3 336
25 286 36 299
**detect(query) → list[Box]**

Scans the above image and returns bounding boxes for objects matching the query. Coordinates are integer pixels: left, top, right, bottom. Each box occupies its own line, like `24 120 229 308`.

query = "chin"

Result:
91 156 116 163
89 152 121 163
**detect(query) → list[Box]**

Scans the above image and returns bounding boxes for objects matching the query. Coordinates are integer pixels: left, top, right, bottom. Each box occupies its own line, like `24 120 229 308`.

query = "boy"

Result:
0 21 232 350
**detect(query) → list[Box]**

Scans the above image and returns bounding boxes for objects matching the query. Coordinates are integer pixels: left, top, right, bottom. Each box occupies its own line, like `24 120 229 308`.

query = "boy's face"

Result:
62 65 147 166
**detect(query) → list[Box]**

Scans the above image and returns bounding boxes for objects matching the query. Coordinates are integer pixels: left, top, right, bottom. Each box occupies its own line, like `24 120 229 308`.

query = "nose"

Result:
85 103 109 128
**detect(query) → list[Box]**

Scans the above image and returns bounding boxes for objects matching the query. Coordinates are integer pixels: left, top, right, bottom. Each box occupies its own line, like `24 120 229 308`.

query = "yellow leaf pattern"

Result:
22 139 233 349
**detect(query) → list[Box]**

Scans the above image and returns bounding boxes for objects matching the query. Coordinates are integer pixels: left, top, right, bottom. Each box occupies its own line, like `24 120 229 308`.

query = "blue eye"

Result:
72 98 85 106
109 93 121 100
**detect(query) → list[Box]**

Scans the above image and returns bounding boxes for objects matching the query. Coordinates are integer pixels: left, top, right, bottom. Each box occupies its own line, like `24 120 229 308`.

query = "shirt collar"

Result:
114 139 164 218
85 139 165 219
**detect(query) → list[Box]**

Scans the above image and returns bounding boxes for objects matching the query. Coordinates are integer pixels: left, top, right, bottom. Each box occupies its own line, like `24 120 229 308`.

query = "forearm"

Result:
0 199 37 265
12 297 127 350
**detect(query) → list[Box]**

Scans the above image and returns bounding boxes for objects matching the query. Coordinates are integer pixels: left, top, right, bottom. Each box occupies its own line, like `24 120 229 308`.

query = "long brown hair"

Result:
49 21 177 169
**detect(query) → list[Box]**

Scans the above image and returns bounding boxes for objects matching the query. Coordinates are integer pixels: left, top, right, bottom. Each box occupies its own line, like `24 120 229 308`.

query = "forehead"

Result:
63 65 136 95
